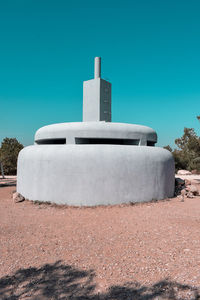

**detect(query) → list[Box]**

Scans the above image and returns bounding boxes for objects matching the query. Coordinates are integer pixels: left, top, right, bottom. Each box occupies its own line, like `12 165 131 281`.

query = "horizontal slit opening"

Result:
147 141 155 146
35 138 66 145
75 138 139 145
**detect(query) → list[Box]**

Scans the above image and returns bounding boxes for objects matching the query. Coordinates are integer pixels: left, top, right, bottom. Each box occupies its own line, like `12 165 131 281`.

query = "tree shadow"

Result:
0 183 16 187
0 261 199 300
0 178 16 187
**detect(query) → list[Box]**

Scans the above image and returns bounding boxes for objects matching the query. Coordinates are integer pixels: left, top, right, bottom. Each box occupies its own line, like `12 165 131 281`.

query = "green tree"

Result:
175 128 200 170
0 138 23 175
164 127 200 172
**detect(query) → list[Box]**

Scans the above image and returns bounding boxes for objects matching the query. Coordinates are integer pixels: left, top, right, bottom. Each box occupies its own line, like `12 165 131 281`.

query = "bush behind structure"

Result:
164 127 200 172
0 138 23 175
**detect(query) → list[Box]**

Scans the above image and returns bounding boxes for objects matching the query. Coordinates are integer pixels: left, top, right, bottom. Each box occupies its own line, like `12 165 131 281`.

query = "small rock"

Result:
190 179 200 185
187 192 195 198
185 179 191 186
180 189 187 201
186 184 199 195
13 192 25 203
181 189 187 195
191 169 199 174
177 170 192 175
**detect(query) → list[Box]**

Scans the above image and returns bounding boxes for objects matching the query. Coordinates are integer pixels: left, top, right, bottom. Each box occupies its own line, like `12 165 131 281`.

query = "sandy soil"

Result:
0 185 200 299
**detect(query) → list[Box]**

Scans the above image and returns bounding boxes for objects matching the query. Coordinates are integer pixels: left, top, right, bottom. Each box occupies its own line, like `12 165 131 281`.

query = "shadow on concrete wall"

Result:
0 261 199 299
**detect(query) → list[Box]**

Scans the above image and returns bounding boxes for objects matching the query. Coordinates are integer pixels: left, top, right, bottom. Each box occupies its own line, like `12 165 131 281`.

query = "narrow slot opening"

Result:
147 141 155 146
75 138 139 145
35 138 66 145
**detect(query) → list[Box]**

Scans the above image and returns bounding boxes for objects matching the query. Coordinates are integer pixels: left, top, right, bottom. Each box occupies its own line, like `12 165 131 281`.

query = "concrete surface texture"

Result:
17 145 174 205
34 122 157 146
83 57 111 122
17 57 175 205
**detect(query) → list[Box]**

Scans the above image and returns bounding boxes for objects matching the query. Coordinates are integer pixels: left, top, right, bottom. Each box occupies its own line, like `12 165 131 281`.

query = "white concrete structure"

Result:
17 57 175 206
83 57 111 122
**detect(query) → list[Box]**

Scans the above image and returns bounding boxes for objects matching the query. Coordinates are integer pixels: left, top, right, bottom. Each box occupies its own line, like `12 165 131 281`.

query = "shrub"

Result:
164 127 200 172
0 138 23 175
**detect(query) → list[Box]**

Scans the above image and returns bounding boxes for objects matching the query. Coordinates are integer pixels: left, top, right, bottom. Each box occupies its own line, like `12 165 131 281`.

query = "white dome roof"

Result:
35 121 157 146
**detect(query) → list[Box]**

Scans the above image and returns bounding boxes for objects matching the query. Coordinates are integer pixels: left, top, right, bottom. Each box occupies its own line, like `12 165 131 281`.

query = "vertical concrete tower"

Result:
83 57 111 122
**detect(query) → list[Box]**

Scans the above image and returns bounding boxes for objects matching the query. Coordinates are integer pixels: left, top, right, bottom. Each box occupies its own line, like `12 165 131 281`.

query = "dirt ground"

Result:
0 183 200 299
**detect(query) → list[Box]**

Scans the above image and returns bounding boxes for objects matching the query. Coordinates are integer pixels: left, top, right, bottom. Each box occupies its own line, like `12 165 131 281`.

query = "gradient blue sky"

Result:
0 0 200 147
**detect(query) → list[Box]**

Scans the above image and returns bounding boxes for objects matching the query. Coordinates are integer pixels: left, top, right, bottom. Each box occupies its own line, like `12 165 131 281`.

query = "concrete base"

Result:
17 145 175 206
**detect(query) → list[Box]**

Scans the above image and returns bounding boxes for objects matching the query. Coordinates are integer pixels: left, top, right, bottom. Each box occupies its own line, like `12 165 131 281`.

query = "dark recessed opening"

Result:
35 138 66 145
75 137 139 145
147 141 155 146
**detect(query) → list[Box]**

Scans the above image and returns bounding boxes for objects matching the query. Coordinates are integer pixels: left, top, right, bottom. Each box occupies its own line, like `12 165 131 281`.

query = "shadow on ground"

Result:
0 261 199 299
0 178 16 187
0 183 16 187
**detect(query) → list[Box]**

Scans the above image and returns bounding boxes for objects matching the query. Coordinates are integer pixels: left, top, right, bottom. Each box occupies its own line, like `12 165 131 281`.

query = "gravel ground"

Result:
0 185 200 299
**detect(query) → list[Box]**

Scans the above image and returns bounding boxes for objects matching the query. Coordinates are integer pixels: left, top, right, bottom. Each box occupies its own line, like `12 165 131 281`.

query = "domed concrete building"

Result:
17 57 174 206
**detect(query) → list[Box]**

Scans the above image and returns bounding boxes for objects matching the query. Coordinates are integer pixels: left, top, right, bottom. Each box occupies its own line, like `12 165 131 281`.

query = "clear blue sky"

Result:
0 0 200 147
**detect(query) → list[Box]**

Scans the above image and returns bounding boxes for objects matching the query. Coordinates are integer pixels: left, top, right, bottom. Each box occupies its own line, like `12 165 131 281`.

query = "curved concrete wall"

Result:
35 122 157 145
17 145 174 206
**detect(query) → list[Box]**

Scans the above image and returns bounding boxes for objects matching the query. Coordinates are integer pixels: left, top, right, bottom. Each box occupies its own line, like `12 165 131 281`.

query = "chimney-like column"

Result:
83 57 111 122
94 57 101 79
